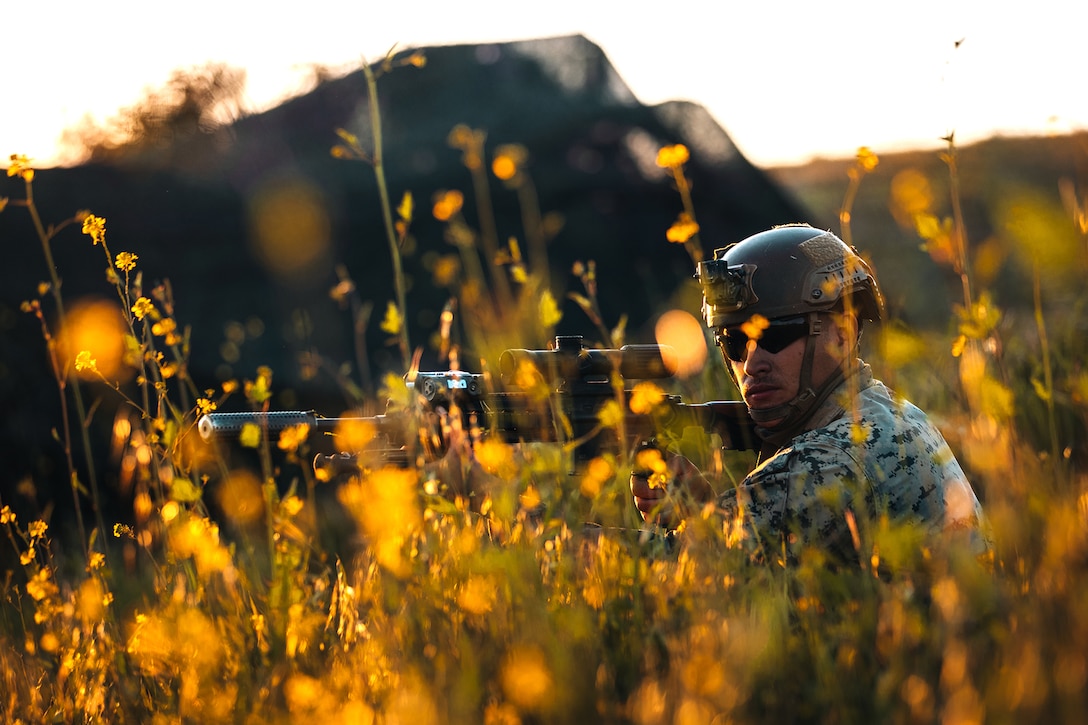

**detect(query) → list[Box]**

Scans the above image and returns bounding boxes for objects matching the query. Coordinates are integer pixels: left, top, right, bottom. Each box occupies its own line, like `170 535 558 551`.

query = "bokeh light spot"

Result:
61 298 130 382
215 470 265 526
247 178 331 284
654 309 707 378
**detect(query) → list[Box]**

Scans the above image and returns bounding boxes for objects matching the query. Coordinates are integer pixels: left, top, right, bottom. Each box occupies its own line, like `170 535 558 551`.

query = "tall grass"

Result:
2 56 1087 724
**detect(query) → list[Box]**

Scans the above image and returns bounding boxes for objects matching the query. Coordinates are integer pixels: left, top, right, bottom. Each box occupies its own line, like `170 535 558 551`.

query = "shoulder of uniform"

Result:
761 434 863 476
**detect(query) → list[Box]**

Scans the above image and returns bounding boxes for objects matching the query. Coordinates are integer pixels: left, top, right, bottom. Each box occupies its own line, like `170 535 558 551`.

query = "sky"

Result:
5 0 1086 169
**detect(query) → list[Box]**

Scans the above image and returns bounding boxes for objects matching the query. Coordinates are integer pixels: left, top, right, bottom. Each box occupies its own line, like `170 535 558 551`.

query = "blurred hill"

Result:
3 35 805 387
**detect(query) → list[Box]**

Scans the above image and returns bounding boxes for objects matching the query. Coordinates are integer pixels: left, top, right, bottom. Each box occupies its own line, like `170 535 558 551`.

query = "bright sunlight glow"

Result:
5 0 1087 169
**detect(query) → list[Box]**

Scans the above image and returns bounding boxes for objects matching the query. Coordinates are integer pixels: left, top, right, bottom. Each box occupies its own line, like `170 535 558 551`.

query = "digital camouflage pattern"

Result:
718 362 987 562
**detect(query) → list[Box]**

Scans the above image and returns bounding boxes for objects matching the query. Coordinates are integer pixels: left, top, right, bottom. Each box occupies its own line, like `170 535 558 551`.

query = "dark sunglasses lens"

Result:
760 322 808 354
722 330 748 359
720 330 748 362
720 318 808 361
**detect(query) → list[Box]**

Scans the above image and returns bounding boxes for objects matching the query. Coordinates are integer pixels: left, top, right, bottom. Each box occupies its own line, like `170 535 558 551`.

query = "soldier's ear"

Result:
830 313 860 350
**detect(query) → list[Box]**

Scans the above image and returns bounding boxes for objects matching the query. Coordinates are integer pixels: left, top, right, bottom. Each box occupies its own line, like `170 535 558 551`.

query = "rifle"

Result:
197 336 758 476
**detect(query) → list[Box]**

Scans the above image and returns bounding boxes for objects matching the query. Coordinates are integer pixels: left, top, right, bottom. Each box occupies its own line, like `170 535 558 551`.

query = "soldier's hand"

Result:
630 449 714 528
423 406 500 507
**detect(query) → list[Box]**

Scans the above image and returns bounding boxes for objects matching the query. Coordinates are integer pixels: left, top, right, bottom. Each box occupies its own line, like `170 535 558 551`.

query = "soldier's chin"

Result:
749 408 786 429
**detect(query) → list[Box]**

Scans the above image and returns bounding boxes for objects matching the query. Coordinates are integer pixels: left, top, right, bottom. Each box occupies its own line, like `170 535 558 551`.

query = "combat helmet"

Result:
696 224 885 437
697 224 884 330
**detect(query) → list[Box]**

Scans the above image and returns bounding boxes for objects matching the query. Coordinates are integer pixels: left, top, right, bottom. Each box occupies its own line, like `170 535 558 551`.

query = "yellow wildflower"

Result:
432 189 464 221
519 484 542 510
25 569 56 601
81 214 106 245
74 350 98 373
161 500 180 522
634 446 668 487
39 632 59 653
655 144 690 169
951 334 968 358
0 506 13 524
579 456 615 498
277 423 311 453
501 645 554 712
447 125 486 170
170 477 203 502
856 146 879 172
333 417 377 454
538 289 562 328
666 212 700 244
628 381 665 415
458 575 497 615
492 154 517 181
7 154 34 181
492 144 527 181
475 439 517 480
27 520 47 539
88 551 106 571
380 301 403 335
397 191 413 222
597 399 624 430
850 421 871 445
131 297 155 320
244 366 273 405
337 467 421 576
281 495 304 517
114 251 138 272
335 128 360 149
447 124 475 148
196 397 216 416
406 51 427 68
150 317 176 338
740 314 770 341
239 422 262 448
381 371 412 408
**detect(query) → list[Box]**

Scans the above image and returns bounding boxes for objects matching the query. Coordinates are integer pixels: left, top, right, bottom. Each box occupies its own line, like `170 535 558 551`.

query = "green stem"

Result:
838 168 861 249
362 61 411 370
516 176 549 289
468 153 512 308
943 141 974 311
673 167 703 264
1032 261 1062 470
26 181 106 557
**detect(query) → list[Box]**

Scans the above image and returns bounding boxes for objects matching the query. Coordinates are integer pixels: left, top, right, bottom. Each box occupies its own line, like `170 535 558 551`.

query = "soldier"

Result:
630 224 987 562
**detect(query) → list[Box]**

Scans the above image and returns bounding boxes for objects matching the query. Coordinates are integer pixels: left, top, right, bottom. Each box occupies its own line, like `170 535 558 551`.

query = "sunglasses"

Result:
716 316 810 362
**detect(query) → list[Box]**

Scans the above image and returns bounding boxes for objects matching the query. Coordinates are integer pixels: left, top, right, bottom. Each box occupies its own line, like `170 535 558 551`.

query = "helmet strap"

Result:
749 313 845 446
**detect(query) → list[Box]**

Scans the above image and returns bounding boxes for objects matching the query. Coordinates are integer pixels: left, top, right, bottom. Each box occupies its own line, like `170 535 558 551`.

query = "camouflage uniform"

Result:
717 362 987 562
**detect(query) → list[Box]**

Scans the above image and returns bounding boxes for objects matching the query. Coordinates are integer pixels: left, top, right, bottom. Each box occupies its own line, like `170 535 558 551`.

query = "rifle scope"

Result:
498 336 678 385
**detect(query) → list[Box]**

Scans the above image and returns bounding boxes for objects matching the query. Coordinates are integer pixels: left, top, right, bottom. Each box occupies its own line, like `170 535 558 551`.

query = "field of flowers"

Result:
2 57 1087 724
